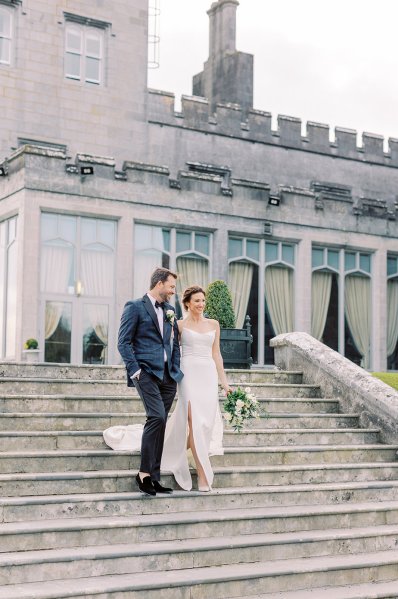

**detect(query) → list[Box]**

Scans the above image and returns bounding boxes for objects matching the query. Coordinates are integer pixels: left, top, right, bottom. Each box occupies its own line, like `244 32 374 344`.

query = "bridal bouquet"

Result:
223 386 260 432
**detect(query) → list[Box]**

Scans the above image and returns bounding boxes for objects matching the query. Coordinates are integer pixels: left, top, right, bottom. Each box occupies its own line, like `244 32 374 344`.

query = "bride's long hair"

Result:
181 285 206 318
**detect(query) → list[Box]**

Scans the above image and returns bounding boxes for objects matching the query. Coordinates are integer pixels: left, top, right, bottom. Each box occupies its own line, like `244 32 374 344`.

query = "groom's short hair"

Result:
150 267 177 289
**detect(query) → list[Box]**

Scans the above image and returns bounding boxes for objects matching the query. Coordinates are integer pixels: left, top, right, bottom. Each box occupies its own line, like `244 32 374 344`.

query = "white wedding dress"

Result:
103 327 224 491
161 327 224 490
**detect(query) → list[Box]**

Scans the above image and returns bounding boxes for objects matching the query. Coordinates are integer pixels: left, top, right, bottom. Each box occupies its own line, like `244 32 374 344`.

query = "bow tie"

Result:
155 300 165 310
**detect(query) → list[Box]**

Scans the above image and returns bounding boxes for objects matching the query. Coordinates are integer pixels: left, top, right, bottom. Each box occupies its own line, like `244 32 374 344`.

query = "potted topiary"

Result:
23 338 40 363
205 280 253 368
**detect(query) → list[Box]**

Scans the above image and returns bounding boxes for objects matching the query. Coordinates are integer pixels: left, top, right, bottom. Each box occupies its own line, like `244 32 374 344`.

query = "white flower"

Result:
244 387 251 394
236 399 244 409
224 412 232 421
165 309 175 326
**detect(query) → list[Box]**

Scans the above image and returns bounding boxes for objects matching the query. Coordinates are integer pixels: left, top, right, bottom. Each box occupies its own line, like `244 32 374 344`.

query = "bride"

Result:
160 285 231 491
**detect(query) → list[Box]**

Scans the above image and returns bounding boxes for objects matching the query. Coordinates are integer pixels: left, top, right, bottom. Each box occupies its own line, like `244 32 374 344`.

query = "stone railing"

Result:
270 332 398 444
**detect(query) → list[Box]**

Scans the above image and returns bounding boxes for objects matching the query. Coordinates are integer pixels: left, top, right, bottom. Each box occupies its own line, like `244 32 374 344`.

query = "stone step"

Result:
250 580 398 598
0 378 320 397
0 395 338 414
0 428 381 451
0 549 397 598
1 462 398 496
1 524 398 586
0 446 396 474
0 412 360 431
2 502 398 553
0 363 303 384
2 480 398 523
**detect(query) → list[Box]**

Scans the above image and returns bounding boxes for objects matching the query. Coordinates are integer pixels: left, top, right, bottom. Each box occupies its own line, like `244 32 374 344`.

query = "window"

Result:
0 216 18 358
0 5 12 65
312 246 372 369
65 22 103 84
228 237 296 364
387 254 398 370
134 225 211 314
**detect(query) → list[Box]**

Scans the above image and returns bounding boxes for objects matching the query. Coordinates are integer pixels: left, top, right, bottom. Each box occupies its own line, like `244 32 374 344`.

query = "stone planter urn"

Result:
22 349 40 363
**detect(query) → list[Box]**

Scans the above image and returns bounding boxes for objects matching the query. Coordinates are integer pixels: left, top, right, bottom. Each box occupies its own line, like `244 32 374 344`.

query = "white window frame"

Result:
65 22 103 85
0 4 13 66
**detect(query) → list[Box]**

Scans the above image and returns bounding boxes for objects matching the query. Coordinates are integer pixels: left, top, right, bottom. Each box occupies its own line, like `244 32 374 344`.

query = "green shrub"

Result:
205 280 236 328
24 338 38 350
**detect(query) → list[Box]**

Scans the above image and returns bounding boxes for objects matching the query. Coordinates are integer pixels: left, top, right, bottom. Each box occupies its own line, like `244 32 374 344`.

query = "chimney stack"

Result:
193 0 253 116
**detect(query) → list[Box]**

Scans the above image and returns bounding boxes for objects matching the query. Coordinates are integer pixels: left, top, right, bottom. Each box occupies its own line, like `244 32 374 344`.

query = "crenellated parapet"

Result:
148 89 398 167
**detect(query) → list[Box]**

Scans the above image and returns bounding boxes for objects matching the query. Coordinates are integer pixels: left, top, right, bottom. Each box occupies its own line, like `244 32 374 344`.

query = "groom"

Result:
117 267 183 496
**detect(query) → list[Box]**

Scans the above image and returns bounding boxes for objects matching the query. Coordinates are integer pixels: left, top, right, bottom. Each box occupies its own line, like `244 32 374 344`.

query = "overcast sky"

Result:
148 0 398 147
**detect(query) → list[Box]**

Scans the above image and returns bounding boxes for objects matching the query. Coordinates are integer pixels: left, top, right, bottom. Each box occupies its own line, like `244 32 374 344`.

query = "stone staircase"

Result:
0 363 398 598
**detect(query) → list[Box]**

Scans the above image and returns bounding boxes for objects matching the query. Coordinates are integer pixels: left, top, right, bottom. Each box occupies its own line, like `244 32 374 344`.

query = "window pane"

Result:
312 248 324 268
59 215 76 243
81 218 97 246
98 220 115 248
176 231 191 253
41 242 74 293
247 239 259 261
360 253 371 273
265 242 278 263
135 225 165 252
282 244 294 265
41 213 58 241
345 252 356 271
0 11 11 37
81 247 114 297
228 238 242 259
85 56 100 83
0 38 10 64
83 304 108 364
162 229 170 252
44 302 72 363
387 256 398 277
8 217 16 243
328 250 339 270
65 52 81 79
86 34 101 57
195 233 209 255
66 28 82 52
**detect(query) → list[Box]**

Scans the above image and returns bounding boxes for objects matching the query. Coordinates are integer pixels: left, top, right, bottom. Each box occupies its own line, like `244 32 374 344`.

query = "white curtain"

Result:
311 271 332 341
81 249 114 297
85 304 108 362
264 266 294 335
45 302 64 340
176 257 209 295
41 245 71 293
229 262 253 328
345 275 371 368
387 279 398 357
134 250 163 298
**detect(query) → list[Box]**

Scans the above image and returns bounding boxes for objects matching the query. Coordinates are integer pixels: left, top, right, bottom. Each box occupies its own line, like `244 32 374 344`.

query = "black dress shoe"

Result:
152 480 173 494
135 474 156 496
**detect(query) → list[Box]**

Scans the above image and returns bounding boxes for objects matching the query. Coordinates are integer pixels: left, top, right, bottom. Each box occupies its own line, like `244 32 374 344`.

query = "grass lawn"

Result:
372 372 398 391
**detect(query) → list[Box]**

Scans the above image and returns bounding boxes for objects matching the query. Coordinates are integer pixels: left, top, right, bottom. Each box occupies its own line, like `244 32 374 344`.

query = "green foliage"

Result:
24 338 38 350
205 280 236 328
372 372 398 391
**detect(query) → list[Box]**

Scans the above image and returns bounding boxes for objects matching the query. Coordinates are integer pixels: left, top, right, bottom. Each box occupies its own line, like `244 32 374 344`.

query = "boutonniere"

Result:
165 309 175 326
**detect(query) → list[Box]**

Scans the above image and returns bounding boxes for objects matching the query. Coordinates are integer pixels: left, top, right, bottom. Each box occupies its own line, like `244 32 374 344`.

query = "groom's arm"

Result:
171 317 181 368
117 301 140 377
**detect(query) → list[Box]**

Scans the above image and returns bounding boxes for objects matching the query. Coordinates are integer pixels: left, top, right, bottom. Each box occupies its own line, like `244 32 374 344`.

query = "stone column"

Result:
371 247 387 371
294 236 312 334
208 0 239 57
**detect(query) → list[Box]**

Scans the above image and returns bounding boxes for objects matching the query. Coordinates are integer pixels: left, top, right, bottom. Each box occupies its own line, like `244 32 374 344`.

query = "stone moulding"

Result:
270 332 398 444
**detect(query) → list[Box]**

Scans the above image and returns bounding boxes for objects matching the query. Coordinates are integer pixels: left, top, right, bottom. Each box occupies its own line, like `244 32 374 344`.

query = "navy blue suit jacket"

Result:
117 294 183 386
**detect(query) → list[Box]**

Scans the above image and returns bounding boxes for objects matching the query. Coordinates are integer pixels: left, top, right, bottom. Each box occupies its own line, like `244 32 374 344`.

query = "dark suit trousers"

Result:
133 365 177 481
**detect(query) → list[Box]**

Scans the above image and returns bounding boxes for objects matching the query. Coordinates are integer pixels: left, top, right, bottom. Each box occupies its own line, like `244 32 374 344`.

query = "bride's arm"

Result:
212 321 232 394
177 320 183 342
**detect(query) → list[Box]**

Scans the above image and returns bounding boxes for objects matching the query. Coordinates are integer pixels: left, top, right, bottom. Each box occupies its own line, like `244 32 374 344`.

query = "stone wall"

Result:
271 332 398 444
